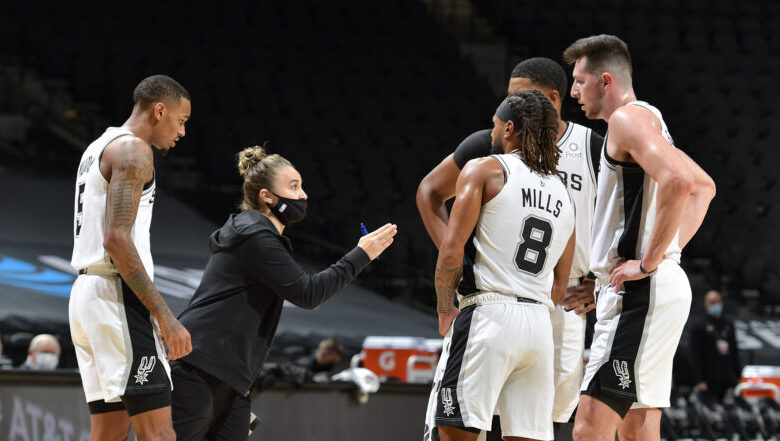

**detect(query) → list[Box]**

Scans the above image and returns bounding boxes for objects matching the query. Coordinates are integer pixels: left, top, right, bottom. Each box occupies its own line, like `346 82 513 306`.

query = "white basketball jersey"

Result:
71 127 156 279
590 101 681 282
556 122 598 279
459 154 575 311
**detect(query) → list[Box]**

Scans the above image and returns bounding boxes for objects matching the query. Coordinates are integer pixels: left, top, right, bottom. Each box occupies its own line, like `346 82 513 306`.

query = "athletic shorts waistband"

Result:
568 277 583 287
77 262 117 276
459 292 542 310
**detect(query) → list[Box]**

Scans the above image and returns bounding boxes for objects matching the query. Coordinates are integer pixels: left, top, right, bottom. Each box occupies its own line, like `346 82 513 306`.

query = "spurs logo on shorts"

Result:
612 360 631 390
440 388 456 416
135 356 156 385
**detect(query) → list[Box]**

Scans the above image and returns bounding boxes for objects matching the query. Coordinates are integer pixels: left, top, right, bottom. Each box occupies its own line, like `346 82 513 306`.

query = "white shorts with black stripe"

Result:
427 293 554 440
550 278 587 423
69 274 172 404
581 259 691 414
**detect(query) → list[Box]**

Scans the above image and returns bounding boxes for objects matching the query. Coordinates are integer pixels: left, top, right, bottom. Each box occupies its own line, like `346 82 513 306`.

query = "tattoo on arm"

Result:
104 142 176 327
435 262 462 314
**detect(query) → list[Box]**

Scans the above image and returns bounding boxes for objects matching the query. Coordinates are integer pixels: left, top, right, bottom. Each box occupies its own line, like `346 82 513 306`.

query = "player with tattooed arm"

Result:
69 75 192 441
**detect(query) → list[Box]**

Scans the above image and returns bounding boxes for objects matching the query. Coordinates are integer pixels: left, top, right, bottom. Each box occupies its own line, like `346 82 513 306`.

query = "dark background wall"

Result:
1 1 779 438
0 0 778 339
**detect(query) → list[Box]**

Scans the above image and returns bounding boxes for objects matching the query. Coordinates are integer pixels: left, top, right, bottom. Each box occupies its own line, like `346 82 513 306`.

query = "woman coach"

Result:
170 146 397 440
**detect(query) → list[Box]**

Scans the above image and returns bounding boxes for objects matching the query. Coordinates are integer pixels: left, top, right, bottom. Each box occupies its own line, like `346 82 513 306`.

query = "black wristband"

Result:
639 261 657 276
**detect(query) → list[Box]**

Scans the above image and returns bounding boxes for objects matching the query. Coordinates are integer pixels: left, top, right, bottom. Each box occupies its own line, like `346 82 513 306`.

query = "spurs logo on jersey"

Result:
458 153 575 311
590 101 681 281
71 127 156 279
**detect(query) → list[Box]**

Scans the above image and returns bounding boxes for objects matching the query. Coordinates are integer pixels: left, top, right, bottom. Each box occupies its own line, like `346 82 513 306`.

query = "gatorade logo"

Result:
379 351 395 371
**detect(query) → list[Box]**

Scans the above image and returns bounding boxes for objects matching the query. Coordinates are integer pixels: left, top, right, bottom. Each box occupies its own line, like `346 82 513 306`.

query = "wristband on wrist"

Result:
639 261 657 276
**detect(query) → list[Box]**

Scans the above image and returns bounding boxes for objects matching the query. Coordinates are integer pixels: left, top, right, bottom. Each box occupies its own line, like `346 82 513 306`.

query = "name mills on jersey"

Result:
521 186 565 218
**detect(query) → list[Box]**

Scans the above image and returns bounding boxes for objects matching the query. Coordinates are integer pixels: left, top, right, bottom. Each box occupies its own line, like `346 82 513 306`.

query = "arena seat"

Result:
472 0 776 298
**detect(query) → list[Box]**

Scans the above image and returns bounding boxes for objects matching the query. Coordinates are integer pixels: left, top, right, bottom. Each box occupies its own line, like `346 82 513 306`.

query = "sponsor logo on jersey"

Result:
134 356 156 385
613 359 631 390
563 141 583 158
440 387 456 416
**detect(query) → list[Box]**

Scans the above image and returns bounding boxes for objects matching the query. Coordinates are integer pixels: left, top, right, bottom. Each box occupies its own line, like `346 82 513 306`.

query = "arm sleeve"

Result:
240 232 372 309
452 129 492 169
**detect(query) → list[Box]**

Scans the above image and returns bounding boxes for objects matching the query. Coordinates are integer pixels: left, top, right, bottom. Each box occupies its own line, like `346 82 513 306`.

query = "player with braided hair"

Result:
421 58 603 441
430 89 577 441
504 90 562 177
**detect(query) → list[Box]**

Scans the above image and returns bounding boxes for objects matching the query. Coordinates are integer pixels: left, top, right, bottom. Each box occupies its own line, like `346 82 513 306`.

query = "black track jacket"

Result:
178 210 371 397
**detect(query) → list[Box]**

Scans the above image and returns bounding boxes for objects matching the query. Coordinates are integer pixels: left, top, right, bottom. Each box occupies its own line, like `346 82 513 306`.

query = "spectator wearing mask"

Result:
22 334 61 370
691 290 741 400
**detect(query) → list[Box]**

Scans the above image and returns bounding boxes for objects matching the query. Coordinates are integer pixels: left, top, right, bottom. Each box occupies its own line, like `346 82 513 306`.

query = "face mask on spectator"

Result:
708 303 723 317
26 352 59 370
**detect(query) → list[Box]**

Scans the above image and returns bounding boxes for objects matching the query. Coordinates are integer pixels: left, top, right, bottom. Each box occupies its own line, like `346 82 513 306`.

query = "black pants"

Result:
171 360 250 441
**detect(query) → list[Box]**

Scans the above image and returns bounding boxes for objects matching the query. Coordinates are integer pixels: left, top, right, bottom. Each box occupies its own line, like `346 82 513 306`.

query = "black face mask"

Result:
270 193 308 225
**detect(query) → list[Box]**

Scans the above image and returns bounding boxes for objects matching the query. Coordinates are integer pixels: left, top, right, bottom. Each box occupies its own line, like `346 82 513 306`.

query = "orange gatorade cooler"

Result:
737 365 780 401
361 336 442 383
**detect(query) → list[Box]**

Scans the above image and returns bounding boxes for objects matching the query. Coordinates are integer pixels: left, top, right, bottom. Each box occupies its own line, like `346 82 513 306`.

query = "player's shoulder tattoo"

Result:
105 139 153 230
116 138 154 179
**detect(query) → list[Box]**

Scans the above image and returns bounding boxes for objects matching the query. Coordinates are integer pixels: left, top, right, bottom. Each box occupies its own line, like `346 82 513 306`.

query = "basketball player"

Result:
562 35 716 441
432 89 576 441
69 75 193 441
419 58 601 441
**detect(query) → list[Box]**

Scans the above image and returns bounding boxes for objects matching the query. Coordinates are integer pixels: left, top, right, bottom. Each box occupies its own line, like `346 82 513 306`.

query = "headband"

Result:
495 97 521 129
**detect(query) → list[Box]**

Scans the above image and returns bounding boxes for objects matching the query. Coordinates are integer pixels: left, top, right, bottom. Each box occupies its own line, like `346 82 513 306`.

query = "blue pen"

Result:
360 223 379 260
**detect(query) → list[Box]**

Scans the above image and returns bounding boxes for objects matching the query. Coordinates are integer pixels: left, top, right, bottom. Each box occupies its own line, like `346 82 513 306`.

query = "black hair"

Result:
510 57 568 101
132 75 190 108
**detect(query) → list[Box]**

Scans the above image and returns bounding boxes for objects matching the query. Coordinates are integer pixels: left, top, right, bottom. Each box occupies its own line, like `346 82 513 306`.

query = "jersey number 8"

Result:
514 216 553 275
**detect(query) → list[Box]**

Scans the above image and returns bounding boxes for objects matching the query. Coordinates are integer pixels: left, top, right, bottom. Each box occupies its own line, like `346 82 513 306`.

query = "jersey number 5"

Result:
514 216 553 275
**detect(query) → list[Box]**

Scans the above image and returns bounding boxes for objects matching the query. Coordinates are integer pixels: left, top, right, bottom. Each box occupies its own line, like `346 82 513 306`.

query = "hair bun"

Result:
237 146 268 177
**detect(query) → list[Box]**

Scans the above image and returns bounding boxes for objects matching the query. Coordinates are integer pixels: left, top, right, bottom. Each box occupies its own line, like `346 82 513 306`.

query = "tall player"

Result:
562 35 716 441
70 75 193 441
419 57 601 440
432 89 576 441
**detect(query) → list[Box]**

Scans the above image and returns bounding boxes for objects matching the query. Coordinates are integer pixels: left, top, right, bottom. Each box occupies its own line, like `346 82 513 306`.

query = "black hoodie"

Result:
178 210 371 397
